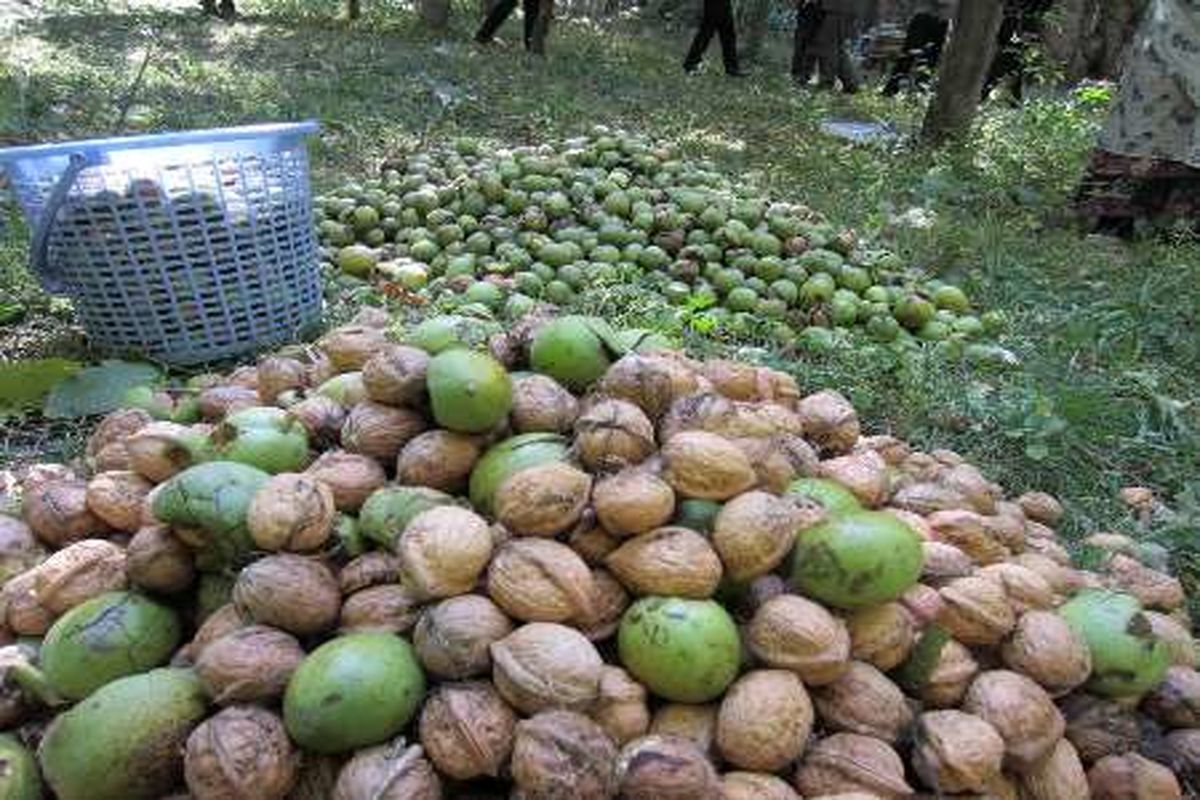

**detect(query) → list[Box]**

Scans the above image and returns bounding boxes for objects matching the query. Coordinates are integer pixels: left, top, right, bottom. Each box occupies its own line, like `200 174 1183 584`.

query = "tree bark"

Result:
347 0 361 19
920 0 1005 145
528 0 554 53
738 0 773 64
420 0 451 28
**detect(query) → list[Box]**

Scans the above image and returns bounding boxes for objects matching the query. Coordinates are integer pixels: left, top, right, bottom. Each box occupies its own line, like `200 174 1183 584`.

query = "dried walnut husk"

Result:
661 431 756 500
339 584 421 634
977 562 1057 614
400 506 494 600
176 603 246 665
197 385 260 420
487 538 594 623
23 479 107 546
716 669 813 772
339 552 399 595
1062 693 1142 764
196 624 304 704
1104 553 1185 611
1164 729 1200 785
927 509 1009 565
33 538 127 616
494 462 592 537
817 450 889 508
396 430 481 494
574 399 656 472
289 395 347 451
937 575 1016 646
615 734 721 800
568 521 623 565
233 554 340 637
332 738 442 800
0 517 44 584
319 325 389 372
591 470 675 538
732 434 819 495
847 602 915 672
812 661 913 745
247 473 336 552
1000 610 1092 697
605 526 722 599
490 622 602 714
1145 611 1197 667
1018 491 1064 525
512 710 618 800
576 568 630 642
746 593 851 686
962 669 1065 773
920 540 974 585
305 450 386 512
127 524 196 594
1143 666 1200 729
85 470 153 532
361 344 430 407
720 771 800 800
599 352 704 420
1088 752 1182 800
712 491 811 582
419 681 516 780
86 408 152 463
1019 738 1090 800
590 665 650 746
184 705 298 800
510 374 579 434
793 732 913 799
920 638 979 708
414 594 513 680
341 401 427 464
912 710 1005 794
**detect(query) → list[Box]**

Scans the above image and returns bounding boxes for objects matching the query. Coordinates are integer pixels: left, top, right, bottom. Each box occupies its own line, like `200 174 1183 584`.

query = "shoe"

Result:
725 69 747 78
473 33 495 45
683 64 701 75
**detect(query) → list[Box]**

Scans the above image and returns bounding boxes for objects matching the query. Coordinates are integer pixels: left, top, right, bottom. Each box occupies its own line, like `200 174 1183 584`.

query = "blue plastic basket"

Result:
0 121 324 365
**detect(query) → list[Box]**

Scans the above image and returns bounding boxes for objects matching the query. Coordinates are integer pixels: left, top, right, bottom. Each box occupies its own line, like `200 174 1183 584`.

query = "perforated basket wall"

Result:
1 123 322 365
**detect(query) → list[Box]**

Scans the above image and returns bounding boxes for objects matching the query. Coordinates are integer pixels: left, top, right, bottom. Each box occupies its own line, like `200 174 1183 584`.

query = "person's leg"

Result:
522 0 539 50
836 41 860 93
684 0 718 71
792 5 816 80
713 0 740 74
476 0 519 42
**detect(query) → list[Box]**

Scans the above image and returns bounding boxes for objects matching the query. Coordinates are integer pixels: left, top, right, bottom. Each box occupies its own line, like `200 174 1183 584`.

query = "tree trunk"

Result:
528 0 554 54
420 0 451 28
1041 0 1094 83
920 0 1005 145
738 0 772 65
347 0 361 19
1096 0 1147 77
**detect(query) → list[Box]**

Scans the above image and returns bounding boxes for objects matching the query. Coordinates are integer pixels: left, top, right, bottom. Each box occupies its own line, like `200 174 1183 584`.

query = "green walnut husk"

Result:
426 349 513 434
0 733 41 800
790 509 923 609
785 477 862 516
618 596 740 703
1058 590 1170 698
206 407 310 474
468 432 570 516
151 461 270 570
529 316 621 392
283 632 426 754
38 668 208 800
358 486 460 552
41 591 181 701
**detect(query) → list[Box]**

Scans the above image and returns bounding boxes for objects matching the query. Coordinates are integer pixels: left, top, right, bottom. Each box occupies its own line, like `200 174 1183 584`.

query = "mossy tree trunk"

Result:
421 0 451 28
920 0 1005 145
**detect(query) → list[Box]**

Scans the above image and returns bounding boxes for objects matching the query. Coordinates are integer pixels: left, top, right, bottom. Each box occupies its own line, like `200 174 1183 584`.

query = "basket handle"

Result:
30 152 91 293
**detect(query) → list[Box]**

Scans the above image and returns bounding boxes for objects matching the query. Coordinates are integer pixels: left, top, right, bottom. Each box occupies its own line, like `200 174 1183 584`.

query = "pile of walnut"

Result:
0 310 1197 800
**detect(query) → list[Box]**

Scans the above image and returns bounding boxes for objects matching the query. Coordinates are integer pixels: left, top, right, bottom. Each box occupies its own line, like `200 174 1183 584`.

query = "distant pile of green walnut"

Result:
313 128 1004 348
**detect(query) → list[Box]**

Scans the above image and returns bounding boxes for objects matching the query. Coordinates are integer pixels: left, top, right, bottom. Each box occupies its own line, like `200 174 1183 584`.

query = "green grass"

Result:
2 3 1198 591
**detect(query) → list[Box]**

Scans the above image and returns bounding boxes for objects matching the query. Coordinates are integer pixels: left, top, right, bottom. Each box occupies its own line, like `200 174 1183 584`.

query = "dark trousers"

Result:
883 12 948 95
791 3 821 81
476 0 540 50
683 0 739 74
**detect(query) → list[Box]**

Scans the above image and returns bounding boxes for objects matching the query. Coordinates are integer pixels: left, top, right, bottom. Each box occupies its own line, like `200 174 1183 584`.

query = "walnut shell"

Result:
198 385 261 420
912 710 1005 794
711 492 810 582
361 344 430 406
289 395 347 451
978 562 1057 614
396 430 481 494
700 359 798 405
510 374 579 434
939 463 999 515
0 572 52 635
1017 491 1064 525
658 393 803 441
512 710 618 800
855 434 911 465
1019 738 1090 800
1013 552 1077 594
720 771 800 800
233 554 340 636
332 738 441 800
487 538 595 623
1000 610 1092 697
414 594 513 679
847 602 915 672
318 325 389 371
86 408 153 464
1145 611 1197 668
937 575 1016 646
339 584 421 634
812 661 913 744
592 470 676 538
574 399 656 472
893 481 972 515
247 473 336 552
0 517 44 585
927 509 1009 565
921 541 975 585
605 526 722 598
661 431 756 500
577 568 630 642
615 734 722 800
649 703 717 757
495 463 592 537
341 401 428 464
716 669 813 772
793 732 913 798
1164 729 1200 785
962 670 1065 773
590 665 650 746
816 450 889 508
419 681 516 780
195 624 303 704
795 390 860 455
85 470 153 532
126 524 196 594
176 603 246 665
33 538 127 615
490 622 602 714
598 353 704 420
305 450 387 512
400 506 494 600
1104 553 1185 611
568 520 623 565
1143 666 1200 729
23 480 107 546
731 435 819 495
185 706 297 800
920 638 979 708
1088 752 1183 800
746 594 851 686
339 552 399 595
1062 693 1142 764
